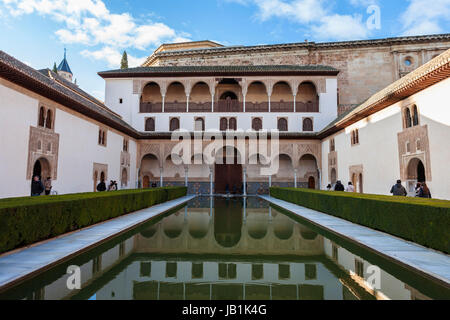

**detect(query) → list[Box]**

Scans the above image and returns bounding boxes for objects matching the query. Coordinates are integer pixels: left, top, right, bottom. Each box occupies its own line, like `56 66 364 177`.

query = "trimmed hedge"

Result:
270 187 450 254
0 187 187 254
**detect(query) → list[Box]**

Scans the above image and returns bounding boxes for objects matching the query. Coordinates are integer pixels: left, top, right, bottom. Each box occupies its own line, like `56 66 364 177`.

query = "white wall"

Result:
321 78 450 199
0 83 37 198
0 81 138 198
108 78 338 133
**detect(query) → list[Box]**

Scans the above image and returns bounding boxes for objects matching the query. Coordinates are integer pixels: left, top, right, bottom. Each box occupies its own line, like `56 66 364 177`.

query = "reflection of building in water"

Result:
9 201 434 300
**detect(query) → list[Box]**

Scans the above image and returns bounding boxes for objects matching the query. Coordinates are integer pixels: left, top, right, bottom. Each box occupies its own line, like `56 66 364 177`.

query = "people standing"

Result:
97 179 106 192
390 180 407 196
44 177 52 195
326 184 332 191
346 182 355 192
31 176 44 196
334 181 345 191
417 182 432 198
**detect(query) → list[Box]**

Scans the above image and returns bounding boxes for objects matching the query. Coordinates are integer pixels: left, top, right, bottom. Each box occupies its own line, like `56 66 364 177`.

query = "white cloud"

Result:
81 46 146 68
225 0 370 40
401 0 450 36
1 0 191 65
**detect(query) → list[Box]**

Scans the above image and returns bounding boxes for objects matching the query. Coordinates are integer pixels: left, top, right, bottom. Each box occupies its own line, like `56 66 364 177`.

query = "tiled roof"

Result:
98 65 339 78
0 50 139 138
57 51 72 74
319 48 450 137
144 34 450 66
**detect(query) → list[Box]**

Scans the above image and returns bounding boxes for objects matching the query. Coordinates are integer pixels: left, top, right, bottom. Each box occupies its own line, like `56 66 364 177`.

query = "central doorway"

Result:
215 147 243 195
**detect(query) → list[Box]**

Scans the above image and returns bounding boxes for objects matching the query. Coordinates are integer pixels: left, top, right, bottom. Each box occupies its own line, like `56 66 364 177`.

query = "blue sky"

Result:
1 0 449 101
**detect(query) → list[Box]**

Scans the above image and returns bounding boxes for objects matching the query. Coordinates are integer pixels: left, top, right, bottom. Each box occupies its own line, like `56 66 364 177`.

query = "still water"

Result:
1 197 448 300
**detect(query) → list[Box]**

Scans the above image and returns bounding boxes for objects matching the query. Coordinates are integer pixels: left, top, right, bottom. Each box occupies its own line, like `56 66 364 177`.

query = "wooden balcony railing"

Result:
189 102 212 112
296 101 319 113
215 100 243 112
165 101 187 113
140 102 162 113
271 101 294 112
245 102 269 112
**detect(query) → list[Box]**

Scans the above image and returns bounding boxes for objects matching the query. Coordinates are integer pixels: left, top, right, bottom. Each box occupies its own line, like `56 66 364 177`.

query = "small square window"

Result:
119 98 123 104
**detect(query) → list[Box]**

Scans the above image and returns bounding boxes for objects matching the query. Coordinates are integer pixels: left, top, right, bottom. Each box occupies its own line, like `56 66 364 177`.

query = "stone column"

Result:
185 167 189 187
293 95 296 113
269 175 272 187
210 167 214 196
294 169 298 188
211 94 214 113
243 167 247 196
162 95 165 113
186 95 190 113
160 167 163 187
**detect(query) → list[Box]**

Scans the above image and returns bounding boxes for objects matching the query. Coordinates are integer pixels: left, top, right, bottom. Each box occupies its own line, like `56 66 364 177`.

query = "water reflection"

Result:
0 197 444 300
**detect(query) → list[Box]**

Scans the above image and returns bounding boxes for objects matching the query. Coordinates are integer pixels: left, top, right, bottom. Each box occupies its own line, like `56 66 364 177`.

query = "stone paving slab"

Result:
261 195 450 285
0 195 195 290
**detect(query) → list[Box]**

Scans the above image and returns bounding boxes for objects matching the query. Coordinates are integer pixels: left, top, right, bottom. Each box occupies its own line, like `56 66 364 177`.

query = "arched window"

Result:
413 105 419 126
277 118 288 131
194 118 205 131
45 109 52 129
330 138 335 152
252 118 262 131
98 130 102 145
39 107 45 127
405 108 412 128
170 118 180 131
220 118 228 131
145 118 155 132
303 118 313 132
229 117 237 131
102 131 106 145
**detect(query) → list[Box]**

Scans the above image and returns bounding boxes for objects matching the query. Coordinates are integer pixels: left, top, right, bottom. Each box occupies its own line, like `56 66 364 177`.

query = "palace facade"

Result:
0 34 449 199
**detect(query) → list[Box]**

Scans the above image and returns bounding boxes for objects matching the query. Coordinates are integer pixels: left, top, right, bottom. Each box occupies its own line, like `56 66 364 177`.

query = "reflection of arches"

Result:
299 226 318 240
273 214 294 240
140 224 158 238
214 198 242 247
188 211 210 239
247 212 269 240
163 212 184 239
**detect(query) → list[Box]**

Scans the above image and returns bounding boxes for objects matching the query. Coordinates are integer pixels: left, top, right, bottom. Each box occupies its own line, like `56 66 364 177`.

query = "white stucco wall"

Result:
0 81 138 198
106 78 338 133
321 77 450 200
0 82 38 198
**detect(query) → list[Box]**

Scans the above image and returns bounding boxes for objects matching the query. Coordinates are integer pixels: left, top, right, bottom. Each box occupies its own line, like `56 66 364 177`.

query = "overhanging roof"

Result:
98 65 339 79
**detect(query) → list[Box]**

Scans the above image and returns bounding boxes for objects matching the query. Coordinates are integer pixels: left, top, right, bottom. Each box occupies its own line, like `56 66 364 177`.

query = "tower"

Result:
57 48 73 83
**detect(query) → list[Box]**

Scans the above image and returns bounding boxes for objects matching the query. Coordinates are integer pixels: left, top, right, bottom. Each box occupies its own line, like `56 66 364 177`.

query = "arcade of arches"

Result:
139 78 321 114
138 141 321 195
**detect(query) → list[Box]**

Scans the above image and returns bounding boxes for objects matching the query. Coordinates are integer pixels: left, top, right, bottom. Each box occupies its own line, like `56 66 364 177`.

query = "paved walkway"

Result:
0 195 195 291
260 195 450 286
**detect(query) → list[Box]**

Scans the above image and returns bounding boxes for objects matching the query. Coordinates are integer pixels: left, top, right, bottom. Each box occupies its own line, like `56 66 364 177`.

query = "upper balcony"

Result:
139 79 320 114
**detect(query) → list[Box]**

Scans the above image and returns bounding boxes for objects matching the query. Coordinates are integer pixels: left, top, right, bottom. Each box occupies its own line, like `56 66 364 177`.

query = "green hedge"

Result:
0 187 187 254
270 187 450 253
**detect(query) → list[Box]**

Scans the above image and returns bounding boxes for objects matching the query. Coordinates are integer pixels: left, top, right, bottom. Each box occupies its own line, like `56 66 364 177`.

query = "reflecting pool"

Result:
0 197 448 300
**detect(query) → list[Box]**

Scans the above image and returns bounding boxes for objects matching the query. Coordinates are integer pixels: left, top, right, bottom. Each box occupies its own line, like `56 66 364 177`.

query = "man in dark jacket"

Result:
334 181 345 191
97 179 107 192
31 176 44 196
390 180 407 196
